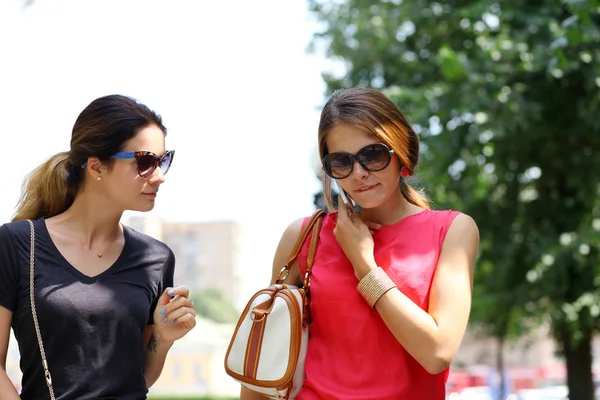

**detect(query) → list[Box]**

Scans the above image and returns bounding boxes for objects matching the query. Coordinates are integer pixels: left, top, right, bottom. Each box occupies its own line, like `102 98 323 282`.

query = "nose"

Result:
351 160 369 180
148 167 166 185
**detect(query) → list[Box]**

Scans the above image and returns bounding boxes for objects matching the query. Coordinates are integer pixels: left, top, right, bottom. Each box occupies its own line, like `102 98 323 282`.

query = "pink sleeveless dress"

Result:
296 209 460 400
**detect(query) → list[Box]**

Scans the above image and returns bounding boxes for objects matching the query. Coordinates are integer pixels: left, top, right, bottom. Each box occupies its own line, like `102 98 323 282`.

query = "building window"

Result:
194 362 203 381
172 362 181 380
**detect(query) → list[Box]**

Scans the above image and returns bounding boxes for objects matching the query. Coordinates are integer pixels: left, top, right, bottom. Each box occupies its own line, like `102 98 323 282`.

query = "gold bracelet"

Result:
357 267 397 308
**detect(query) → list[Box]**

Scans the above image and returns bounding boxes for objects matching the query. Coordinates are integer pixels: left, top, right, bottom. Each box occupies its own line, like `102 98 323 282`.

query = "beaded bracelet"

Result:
357 267 397 308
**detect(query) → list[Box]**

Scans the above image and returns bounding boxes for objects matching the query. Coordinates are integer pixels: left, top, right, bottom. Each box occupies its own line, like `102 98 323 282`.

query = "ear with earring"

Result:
400 166 411 184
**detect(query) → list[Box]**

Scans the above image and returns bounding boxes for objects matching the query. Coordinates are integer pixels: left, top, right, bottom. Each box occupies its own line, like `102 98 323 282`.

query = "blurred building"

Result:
148 316 239 398
125 215 244 309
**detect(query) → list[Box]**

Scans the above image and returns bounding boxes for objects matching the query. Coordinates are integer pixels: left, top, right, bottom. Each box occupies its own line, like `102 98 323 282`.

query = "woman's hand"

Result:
152 285 196 344
333 195 381 280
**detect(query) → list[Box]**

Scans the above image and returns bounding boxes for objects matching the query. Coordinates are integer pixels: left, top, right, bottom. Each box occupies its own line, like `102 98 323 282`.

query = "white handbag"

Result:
224 210 324 399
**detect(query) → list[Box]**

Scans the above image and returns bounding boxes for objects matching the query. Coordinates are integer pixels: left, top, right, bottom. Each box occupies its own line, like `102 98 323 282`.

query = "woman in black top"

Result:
0 94 197 399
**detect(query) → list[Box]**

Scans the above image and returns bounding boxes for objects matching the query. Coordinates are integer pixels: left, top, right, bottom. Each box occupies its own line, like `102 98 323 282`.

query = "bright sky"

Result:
0 0 331 296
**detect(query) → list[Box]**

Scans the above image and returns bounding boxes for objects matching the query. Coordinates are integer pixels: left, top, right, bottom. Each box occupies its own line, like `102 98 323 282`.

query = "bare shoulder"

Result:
270 218 305 285
441 212 480 271
448 212 479 239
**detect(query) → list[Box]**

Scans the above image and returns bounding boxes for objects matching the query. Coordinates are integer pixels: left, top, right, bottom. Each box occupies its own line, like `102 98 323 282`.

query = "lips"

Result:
143 193 157 198
355 184 379 193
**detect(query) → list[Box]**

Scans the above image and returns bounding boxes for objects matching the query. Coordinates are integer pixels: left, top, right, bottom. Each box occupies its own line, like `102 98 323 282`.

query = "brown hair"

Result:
318 88 429 211
12 94 166 222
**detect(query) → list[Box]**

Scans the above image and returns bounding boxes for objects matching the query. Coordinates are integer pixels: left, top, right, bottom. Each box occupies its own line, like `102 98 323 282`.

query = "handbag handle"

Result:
275 209 325 287
27 220 55 400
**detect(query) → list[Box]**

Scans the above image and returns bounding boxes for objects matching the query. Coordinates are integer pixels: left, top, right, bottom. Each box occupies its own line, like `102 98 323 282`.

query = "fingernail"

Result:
168 289 175 296
162 317 168 323
160 308 166 315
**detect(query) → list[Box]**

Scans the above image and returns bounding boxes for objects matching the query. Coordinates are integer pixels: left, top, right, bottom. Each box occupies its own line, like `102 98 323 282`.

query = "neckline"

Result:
38 218 130 283
380 208 430 228
329 208 430 229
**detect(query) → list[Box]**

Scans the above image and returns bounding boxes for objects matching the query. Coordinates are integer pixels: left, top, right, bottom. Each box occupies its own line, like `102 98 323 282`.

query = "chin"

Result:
129 203 156 213
353 192 394 210
355 200 385 210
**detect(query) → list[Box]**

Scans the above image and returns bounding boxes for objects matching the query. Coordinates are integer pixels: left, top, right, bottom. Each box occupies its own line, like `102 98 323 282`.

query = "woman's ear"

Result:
400 166 412 177
84 157 105 179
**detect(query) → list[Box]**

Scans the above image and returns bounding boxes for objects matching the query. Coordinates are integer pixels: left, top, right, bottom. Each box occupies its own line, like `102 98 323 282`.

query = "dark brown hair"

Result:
318 88 429 211
12 94 166 222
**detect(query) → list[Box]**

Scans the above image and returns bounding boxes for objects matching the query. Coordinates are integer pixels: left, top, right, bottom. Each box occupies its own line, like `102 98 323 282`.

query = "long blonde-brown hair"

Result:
318 88 429 211
12 95 166 222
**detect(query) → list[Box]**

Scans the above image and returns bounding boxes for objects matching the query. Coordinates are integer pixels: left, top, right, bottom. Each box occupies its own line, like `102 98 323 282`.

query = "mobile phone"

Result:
333 180 354 210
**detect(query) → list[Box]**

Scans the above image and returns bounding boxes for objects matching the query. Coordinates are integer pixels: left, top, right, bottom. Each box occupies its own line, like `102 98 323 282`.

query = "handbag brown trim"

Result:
224 287 304 387
278 209 325 286
224 209 324 391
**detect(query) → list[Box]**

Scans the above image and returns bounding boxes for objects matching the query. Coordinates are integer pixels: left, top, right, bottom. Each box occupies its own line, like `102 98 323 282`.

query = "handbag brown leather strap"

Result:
275 209 325 287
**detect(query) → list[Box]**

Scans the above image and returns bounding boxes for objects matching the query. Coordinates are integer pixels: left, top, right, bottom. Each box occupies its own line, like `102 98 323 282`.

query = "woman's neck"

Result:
359 189 422 225
49 191 123 245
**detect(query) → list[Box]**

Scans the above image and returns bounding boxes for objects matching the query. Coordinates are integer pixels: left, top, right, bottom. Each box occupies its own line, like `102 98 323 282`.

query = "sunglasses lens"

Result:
324 153 353 179
137 155 157 177
159 152 173 175
358 144 391 172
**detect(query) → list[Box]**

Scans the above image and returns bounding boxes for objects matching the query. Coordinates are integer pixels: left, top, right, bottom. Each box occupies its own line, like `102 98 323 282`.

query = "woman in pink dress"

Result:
241 88 479 399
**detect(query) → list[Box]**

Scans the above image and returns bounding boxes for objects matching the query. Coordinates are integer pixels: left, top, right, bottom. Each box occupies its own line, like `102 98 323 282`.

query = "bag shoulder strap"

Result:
26 219 55 400
275 209 325 286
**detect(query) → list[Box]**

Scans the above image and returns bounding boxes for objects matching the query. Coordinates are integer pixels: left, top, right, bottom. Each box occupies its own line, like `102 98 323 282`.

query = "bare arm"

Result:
144 285 196 388
143 325 173 388
240 218 304 400
373 214 479 374
0 306 21 399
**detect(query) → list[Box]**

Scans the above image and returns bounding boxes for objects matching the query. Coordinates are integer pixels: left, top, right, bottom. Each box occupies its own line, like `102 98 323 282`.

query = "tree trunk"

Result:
562 329 594 400
496 334 506 400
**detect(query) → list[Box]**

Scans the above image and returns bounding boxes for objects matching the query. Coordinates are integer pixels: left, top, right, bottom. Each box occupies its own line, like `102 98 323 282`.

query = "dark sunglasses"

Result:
111 150 175 178
322 143 394 179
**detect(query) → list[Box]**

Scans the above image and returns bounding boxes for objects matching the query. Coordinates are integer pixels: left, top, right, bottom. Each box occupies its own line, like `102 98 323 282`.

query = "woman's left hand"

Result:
152 285 197 344
334 195 381 280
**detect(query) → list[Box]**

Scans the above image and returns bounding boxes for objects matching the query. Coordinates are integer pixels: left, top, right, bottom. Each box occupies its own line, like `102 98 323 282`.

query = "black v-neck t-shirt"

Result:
0 218 175 400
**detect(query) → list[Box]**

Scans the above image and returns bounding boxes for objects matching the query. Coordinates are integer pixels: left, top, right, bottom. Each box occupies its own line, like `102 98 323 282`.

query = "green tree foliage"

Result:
308 0 600 398
191 289 239 324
